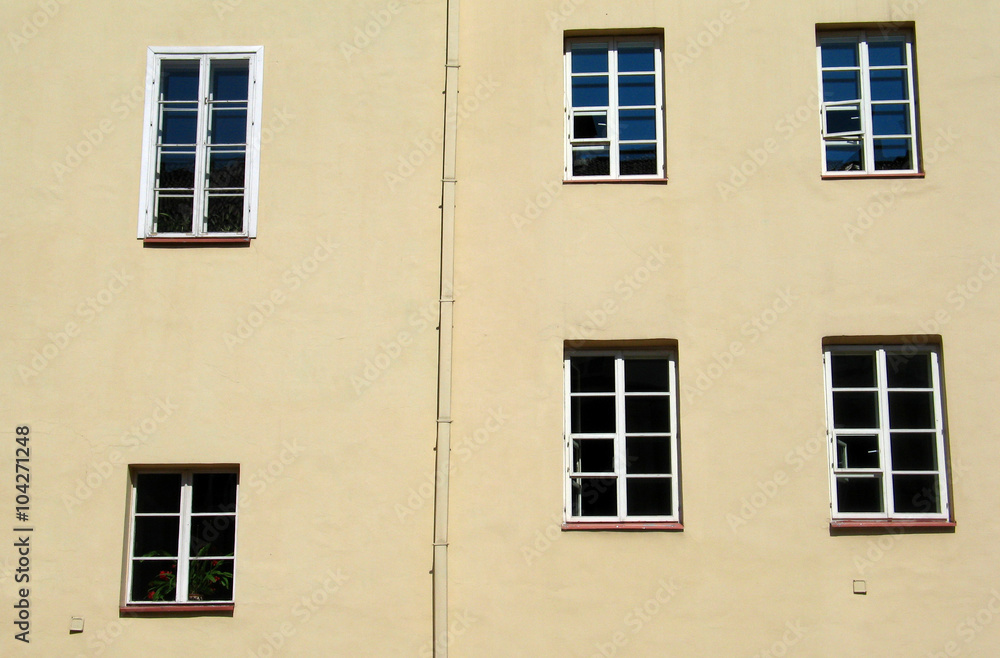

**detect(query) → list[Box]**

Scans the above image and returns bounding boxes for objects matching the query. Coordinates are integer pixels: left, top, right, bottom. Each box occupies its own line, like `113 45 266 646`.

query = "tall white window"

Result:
824 345 950 520
564 36 664 180
126 469 238 606
564 350 679 524
137 47 263 240
818 30 919 174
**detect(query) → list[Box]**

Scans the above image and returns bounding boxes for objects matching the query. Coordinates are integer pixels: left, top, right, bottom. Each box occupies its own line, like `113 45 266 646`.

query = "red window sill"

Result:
143 237 251 245
562 521 683 531
831 519 955 530
120 603 234 615
821 172 925 180
563 177 668 185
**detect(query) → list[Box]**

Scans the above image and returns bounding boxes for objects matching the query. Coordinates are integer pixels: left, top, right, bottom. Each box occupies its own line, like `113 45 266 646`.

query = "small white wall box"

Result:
853 580 867 595
70 617 84 633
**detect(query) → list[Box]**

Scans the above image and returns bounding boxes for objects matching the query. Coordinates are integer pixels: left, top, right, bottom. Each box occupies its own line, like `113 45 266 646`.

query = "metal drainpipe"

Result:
433 0 459 655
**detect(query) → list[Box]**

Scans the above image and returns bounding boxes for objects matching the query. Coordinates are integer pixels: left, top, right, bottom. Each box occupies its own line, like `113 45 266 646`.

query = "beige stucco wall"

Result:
1 0 998 655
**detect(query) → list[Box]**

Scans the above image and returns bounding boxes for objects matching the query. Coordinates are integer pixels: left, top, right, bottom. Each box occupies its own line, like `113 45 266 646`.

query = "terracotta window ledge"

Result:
821 172 925 180
831 519 955 531
143 237 251 245
563 177 668 185
120 603 234 615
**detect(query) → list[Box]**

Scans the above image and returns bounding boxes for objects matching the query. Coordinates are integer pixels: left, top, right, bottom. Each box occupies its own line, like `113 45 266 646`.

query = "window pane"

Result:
135 474 182 513
192 473 239 513
570 356 615 393
157 150 196 189
131 559 177 602
618 74 655 106
624 359 669 392
821 41 859 68
892 474 939 513
190 516 237 556
210 107 248 145
155 195 194 233
872 104 910 136
868 41 906 67
211 61 249 101
890 432 938 471
886 352 931 388
572 76 609 108
825 106 862 135
573 439 615 473
836 476 883 513
572 146 610 177
188 558 234 602
619 109 656 141
617 46 654 72
161 106 198 145
133 516 180 556
888 391 934 429
626 437 671 474
625 396 670 433
870 70 909 101
572 477 617 516
619 144 657 176
571 46 608 74
571 395 615 433
573 113 607 139
873 138 912 170
831 353 876 388
208 150 246 189
823 70 861 102
836 434 880 469
626 478 671 516
825 141 863 171
205 194 245 233
832 391 879 428
161 61 199 101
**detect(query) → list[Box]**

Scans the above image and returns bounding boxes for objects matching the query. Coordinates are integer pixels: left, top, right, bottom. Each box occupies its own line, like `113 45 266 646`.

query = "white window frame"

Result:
823 345 950 521
817 30 919 175
136 46 264 239
564 35 665 181
125 468 239 606
564 350 679 523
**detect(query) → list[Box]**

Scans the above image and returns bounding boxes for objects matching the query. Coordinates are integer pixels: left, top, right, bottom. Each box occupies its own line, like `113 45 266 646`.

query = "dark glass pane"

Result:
211 61 249 101
821 41 858 68
189 516 237 556
208 151 246 189
617 46 654 72
872 104 909 136
155 195 194 233
893 474 938 513
571 46 608 74
886 352 931 388
571 395 616 433
626 478 671 516
619 109 656 141
873 139 912 170
618 74 655 106
158 150 195 189
619 144 657 176
205 194 245 233
826 141 863 171
823 71 861 102
570 356 615 393
133 516 180 556
573 114 607 139
836 434 880 469
836 476 883 513
624 359 669 392
192 473 238 513
888 391 934 429
188 558 234 602
572 147 610 176
831 353 876 388
626 437 670 474
870 70 908 101
161 61 199 101
825 106 862 134
209 107 248 145
160 106 198 145
131 559 177 602
573 439 615 473
890 432 938 471
625 396 670 433
135 474 182 513
572 76 609 107
572 477 617 516
832 391 879 429
868 41 906 67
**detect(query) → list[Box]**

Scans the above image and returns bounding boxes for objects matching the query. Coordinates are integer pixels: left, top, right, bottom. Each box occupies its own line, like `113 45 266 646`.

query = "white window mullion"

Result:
191 55 211 236
668 359 678 515
563 357 573 519
930 352 948 516
176 473 193 602
614 353 627 519
874 349 895 516
608 40 620 178
859 41 876 173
